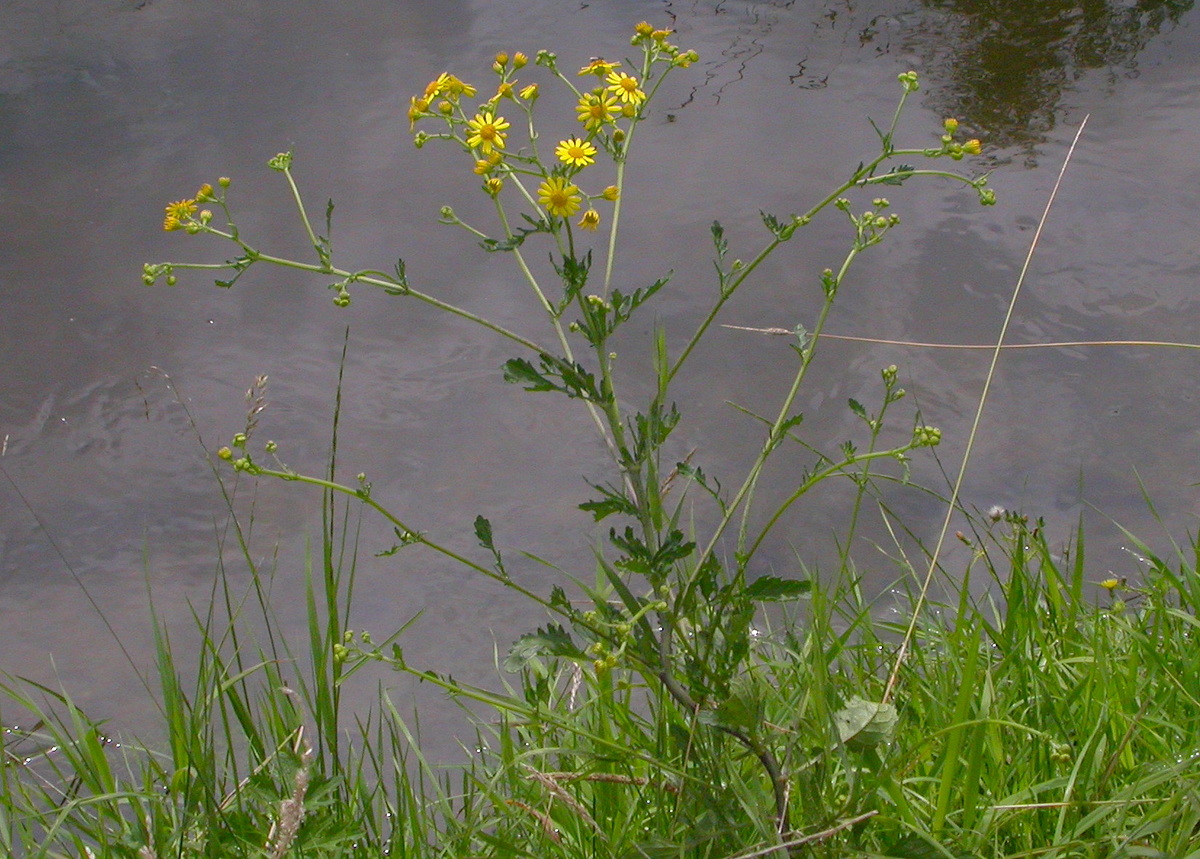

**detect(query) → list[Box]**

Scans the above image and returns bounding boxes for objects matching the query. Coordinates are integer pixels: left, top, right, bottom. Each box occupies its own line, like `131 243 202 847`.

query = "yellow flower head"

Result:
519 83 539 100
495 81 515 100
634 21 654 36
163 214 181 231
555 136 597 169
409 96 430 128
605 71 646 105
466 111 510 153
600 185 620 201
1099 577 1121 591
424 73 450 99
512 52 528 69
578 209 601 231
651 28 673 42
538 175 581 218
576 92 619 130
484 177 504 196
578 58 621 77
963 138 983 155
473 152 504 175
195 183 215 201
164 198 197 222
426 73 475 100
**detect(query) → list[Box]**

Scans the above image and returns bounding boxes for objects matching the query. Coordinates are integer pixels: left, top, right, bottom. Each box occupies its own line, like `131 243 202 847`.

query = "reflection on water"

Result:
911 0 1194 158
2 0 1199 748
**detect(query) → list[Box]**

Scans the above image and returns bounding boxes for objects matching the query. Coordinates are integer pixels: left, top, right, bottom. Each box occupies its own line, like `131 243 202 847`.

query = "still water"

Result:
2 0 1199 744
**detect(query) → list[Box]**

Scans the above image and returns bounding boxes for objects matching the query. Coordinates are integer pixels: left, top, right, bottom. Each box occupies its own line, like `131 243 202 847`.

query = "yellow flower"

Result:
466 111 510 153
164 198 197 221
195 183 215 201
963 138 983 155
424 73 450 99
162 214 181 231
606 72 646 105
484 177 504 196
426 73 475 100
538 175 581 217
408 96 430 128
473 152 503 174
446 75 477 98
651 28 673 41
555 136 597 168
634 21 654 36
519 83 539 100
512 52 528 69
1099 577 1121 591
576 92 618 130
578 209 600 231
578 58 621 77
600 185 620 201
495 81 514 100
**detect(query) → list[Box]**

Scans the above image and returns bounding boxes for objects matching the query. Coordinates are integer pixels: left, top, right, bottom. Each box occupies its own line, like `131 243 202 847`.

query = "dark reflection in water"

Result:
911 0 1194 158
1 0 1199 751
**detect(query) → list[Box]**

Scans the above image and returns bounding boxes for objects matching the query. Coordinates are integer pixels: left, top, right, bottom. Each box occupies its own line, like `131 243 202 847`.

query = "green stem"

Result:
282 167 325 267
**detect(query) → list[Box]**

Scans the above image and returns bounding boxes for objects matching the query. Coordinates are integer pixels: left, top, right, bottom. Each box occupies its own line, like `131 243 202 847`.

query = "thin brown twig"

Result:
721 325 1200 353
721 811 878 859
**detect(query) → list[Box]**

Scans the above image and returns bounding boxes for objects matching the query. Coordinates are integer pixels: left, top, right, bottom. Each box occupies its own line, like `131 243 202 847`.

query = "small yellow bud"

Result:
438 100 453 114
519 83 539 100
600 185 620 201
578 209 600 231
494 51 509 67
217 447 233 460
218 176 231 187
512 52 528 69
943 117 959 135
484 177 504 196
963 138 982 155
634 21 654 36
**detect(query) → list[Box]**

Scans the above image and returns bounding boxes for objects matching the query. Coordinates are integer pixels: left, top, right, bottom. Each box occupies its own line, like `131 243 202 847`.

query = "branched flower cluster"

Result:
406 22 697 233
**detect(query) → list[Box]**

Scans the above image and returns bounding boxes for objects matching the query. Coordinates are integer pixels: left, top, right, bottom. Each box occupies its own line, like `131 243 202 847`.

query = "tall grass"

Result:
4 485 1199 856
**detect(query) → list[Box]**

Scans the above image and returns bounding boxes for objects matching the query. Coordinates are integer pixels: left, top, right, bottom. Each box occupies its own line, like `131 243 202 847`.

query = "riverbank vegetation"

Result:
4 23 1198 858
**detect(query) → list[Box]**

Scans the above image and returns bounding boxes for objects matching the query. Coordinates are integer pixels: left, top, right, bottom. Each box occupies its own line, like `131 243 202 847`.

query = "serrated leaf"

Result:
745 575 811 602
834 696 898 750
848 398 867 420
474 515 494 550
579 483 638 521
877 164 916 186
504 624 582 674
502 357 556 392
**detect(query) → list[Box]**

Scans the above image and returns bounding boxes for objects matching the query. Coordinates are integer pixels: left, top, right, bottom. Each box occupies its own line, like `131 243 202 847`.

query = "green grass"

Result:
3 499 1199 857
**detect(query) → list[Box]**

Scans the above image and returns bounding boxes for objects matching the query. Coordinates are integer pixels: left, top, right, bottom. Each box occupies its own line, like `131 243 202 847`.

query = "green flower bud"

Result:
217 447 233 460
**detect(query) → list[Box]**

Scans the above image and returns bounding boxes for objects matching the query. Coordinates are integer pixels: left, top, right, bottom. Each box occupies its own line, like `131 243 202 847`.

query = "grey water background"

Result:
2 0 1199 747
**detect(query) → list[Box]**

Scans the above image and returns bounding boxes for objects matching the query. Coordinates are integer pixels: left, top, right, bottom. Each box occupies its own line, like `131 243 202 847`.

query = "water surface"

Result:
2 0 1198 744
